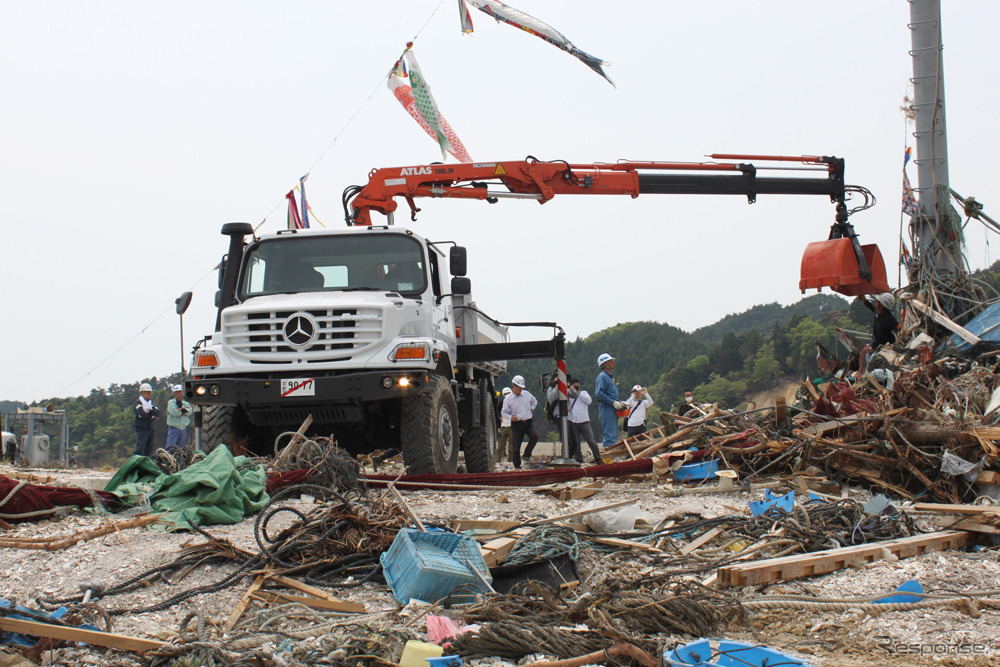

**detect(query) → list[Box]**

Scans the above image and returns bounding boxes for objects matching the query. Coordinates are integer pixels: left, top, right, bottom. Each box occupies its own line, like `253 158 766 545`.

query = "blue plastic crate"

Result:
381 528 492 604
674 459 719 482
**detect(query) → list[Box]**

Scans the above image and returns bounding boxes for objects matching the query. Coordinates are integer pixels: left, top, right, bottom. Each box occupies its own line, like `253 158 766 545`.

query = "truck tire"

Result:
201 405 235 451
461 396 496 473
401 376 459 474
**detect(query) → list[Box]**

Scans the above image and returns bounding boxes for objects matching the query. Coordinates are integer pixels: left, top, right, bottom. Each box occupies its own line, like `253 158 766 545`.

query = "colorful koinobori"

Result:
459 0 615 88
388 47 473 163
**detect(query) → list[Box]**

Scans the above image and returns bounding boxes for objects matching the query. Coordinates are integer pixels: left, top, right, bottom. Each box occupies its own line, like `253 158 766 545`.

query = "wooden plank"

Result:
268 574 361 607
774 397 788 426
480 528 533 567
801 380 820 402
909 298 981 345
527 499 637 525
252 591 366 612
591 537 663 553
912 503 1000 516
717 531 970 587
976 470 1000 486
450 519 521 532
224 573 267 633
923 514 1000 535
0 617 167 652
679 526 724 556
559 481 604 501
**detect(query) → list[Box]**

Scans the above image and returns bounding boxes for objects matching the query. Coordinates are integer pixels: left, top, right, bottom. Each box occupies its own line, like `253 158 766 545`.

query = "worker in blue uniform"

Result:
594 353 626 448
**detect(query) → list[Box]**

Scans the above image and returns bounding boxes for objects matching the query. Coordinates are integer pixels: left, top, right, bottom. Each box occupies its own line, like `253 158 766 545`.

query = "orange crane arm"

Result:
341 155 886 295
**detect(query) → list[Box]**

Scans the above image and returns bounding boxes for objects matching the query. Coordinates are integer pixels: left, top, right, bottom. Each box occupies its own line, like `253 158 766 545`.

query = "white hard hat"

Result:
632 385 642 392
502 387 512 395
511 375 526 388
874 292 895 310
597 353 614 367
139 383 153 392
171 384 183 393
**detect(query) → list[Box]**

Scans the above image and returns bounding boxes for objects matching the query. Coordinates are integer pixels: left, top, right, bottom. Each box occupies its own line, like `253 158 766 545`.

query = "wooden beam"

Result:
224 573 267 633
450 519 521 532
480 528 533 567
912 503 1000 516
252 591 366 612
679 526 724 556
717 531 970 587
268 574 365 609
908 298 981 345
976 470 1000 486
0 617 167 652
590 537 663 553
923 514 1000 535
526 499 637 525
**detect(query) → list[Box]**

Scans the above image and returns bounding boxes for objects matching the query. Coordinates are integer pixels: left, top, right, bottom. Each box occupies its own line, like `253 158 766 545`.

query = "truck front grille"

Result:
223 307 383 362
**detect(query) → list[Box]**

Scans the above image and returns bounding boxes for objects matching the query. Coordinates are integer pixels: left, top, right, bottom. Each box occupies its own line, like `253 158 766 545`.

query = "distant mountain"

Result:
692 293 850 344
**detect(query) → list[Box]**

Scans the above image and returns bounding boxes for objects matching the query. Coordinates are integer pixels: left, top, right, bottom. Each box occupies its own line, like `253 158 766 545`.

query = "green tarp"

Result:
104 446 269 531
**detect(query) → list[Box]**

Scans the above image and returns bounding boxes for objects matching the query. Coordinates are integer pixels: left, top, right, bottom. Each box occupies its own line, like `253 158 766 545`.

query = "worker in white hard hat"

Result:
496 387 513 462
133 382 160 457
166 384 193 452
595 353 626 448
500 375 538 468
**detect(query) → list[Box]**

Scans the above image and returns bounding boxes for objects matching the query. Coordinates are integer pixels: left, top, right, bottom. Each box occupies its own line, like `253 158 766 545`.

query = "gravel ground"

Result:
2 462 999 666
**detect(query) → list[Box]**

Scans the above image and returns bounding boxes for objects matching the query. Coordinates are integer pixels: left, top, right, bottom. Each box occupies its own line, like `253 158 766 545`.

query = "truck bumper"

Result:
185 371 432 425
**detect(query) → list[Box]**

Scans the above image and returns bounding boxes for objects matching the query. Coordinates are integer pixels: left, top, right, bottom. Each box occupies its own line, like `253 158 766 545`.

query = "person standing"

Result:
567 377 601 463
496 387 513 462
166 384 193 452
856 293 899 349
855 293 900 370
595 353 626 448
677 389 702 417
624 385 654 437
133 383 160 457
501 375 538 469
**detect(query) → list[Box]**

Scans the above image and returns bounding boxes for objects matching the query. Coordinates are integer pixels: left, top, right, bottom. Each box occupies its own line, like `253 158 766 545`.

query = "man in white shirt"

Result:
501 375 538 469
567 377 601 463
624 385 654 437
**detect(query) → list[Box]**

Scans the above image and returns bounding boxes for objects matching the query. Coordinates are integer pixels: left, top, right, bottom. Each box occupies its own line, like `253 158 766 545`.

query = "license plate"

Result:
280 378 315 397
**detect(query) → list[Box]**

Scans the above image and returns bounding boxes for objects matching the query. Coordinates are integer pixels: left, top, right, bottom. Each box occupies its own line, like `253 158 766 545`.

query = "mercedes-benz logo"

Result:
283 313 316 347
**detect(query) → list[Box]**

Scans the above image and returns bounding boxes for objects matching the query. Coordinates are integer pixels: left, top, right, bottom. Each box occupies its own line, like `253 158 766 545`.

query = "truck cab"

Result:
186 224 508 474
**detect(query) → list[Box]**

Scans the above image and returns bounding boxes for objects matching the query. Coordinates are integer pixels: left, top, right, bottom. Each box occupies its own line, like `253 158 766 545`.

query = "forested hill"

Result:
503 293 872 426
692 294 851 344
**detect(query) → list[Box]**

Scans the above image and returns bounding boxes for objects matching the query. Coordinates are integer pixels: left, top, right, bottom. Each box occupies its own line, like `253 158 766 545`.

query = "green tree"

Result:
751 341 781 383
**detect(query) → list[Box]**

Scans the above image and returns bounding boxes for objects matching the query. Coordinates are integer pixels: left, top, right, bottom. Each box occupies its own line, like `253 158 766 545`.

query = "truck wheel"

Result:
401 376 459 474
201 405 235 451
461 396 496 473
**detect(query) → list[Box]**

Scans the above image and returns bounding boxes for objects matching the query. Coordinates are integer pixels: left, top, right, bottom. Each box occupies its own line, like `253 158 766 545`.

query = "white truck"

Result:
185 223 563 474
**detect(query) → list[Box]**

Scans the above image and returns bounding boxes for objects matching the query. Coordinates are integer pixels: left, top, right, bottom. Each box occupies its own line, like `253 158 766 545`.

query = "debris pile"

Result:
6 322 1000 665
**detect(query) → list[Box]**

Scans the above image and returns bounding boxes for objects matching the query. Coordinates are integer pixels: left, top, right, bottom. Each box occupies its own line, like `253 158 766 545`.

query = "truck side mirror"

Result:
450 246 468 277
451 276 471 295
214 290 221 307
175 291 193 315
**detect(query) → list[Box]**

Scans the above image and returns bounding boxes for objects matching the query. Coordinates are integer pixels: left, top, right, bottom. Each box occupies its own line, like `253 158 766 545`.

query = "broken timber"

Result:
716 530 970 587
0 617 167 652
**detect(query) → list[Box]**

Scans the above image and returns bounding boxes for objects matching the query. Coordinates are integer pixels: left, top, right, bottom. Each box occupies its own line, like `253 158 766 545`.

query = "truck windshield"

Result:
239 233 427 299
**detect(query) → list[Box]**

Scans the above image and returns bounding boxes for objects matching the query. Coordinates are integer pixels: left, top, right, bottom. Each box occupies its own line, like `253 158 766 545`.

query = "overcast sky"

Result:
3 1 999 403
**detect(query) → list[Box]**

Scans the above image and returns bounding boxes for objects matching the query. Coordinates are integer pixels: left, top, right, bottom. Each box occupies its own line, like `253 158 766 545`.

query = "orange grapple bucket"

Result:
799 238 890 296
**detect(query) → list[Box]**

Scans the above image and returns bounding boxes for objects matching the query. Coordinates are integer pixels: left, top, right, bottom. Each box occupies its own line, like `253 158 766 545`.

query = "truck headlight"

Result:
390 343 429 362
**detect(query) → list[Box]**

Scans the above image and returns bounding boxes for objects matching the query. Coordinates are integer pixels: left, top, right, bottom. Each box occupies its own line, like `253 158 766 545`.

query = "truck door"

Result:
428 250 457 362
